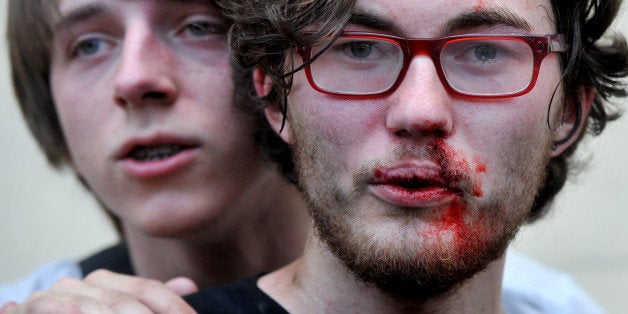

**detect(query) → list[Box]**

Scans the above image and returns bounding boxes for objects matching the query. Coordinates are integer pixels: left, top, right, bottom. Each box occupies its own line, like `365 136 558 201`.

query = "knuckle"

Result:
129 277 165 295
132 280 195 314
51 277 82 288
84 269 114 281
92 288 126 305
22 293 84 314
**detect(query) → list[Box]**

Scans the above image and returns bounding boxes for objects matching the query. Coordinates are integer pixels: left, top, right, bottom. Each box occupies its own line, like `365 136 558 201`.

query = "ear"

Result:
253 67 273 97
551 86 595 157
264 104 293 145
254 67 294 144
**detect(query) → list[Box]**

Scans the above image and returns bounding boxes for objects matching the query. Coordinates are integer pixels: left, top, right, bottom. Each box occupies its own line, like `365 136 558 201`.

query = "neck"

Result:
259 234 506 313
122 178 308 287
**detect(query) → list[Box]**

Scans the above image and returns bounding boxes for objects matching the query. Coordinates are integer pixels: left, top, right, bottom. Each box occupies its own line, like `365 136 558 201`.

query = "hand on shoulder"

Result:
0 270 197 314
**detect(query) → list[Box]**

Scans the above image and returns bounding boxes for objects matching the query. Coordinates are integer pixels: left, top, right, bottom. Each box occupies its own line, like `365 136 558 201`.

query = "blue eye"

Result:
70 36 113 60
331 40 391 61
75 38 102 56
473 44 499 63
184 21 224 37
349 42 374 59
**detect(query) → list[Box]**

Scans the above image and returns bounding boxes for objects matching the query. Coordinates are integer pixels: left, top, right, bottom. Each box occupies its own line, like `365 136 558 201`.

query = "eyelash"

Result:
62 15 227 61
176 16 228 46
182 20 226 37
68 35 114 60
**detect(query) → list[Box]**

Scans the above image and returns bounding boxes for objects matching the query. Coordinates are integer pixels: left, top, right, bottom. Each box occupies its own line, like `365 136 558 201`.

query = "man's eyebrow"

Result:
440 8 532 35
347 9 404 35
54 3 110 31
347 7 531 37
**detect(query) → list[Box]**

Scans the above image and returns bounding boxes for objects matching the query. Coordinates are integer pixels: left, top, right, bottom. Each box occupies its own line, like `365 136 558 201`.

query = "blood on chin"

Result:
419 200 490 251
357 195 493 255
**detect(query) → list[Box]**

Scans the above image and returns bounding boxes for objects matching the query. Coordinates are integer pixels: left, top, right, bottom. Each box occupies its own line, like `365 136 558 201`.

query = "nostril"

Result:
114 91 174 108
389 123 450 138
433 128 447 138
114 93 129 107
143 91 168 100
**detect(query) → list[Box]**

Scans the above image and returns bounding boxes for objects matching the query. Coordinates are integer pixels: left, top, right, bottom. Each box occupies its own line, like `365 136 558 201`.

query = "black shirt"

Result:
184 275 288 314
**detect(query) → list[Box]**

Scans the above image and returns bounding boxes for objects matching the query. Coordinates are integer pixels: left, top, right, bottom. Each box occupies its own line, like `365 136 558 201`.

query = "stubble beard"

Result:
290 112 554 303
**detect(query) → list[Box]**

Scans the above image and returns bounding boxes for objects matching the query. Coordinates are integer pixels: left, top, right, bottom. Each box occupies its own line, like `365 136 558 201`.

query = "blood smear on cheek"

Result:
472 155 486 197
473 155 487 173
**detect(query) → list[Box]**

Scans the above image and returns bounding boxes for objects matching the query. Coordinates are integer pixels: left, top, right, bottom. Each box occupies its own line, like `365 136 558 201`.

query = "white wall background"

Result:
0 0 626 312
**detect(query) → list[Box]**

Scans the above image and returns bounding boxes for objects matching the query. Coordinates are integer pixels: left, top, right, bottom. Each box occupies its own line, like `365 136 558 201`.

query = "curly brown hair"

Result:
220 0 628 222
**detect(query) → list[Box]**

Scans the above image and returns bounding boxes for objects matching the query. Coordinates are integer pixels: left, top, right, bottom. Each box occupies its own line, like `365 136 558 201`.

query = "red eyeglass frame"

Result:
295 31 568 99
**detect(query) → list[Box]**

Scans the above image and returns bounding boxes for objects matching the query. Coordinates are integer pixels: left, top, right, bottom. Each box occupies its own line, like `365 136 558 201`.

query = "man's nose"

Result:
385 57 454 138
113 23 178 108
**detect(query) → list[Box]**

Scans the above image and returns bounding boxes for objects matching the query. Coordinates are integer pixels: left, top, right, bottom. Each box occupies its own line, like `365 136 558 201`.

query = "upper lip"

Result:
115 132 200 160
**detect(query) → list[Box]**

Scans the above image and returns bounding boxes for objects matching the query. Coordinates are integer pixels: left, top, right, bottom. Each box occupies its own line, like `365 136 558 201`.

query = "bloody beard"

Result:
289 110 553 302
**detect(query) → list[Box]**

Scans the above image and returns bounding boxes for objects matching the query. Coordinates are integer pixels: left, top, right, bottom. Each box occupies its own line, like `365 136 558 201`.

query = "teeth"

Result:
129 145 185 161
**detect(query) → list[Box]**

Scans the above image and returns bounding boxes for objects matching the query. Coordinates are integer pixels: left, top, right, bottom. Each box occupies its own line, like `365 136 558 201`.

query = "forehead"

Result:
52 0 216 22
352 0 557 36
55 0 213 10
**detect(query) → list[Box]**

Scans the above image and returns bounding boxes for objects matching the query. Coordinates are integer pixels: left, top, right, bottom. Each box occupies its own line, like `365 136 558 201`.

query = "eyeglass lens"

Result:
308 36 536 96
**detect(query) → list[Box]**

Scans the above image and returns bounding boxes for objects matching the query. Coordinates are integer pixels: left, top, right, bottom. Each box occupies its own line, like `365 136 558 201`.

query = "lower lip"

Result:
369 184 456 208
119 147 199 179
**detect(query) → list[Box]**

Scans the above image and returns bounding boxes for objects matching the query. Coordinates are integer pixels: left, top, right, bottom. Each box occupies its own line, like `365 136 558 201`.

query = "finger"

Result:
17 290 117 314
84 269 196 314
0 301 17 314
44 277 154 314
165 277 199 296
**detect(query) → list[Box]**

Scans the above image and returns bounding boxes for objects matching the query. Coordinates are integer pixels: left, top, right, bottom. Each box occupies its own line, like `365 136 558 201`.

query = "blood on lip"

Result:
373 168 443 189
415 139 492 250
431 139 487 198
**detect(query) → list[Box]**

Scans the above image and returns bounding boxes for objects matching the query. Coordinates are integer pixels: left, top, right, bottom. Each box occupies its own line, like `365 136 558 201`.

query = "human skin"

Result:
1 0 307 312
257 0 593 312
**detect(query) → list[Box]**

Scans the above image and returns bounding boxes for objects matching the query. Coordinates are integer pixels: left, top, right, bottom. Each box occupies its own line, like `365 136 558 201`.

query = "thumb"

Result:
165 277 199 296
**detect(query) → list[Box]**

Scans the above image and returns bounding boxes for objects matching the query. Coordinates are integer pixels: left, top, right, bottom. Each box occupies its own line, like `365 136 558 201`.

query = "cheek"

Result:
188 58 233 103
288 69 386 148
51 75 96 157
291 91 385 154
460 96 551 148
455 102 552 191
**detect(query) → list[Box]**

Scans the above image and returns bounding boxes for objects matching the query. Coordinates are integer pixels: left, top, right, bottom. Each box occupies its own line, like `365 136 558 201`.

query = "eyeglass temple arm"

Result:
548 34 568 53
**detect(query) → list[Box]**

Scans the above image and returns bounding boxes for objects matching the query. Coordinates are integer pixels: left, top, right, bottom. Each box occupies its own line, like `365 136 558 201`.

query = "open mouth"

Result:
127 144 191 162
391 176 435 190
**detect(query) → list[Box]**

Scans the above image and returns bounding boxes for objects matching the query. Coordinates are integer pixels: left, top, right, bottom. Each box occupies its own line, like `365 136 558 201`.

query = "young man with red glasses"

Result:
183 0 627 312
1 2 605 314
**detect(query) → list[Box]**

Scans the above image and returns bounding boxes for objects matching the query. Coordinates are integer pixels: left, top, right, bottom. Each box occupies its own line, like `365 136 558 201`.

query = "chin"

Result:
308 195 524 302
124 203 221 239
